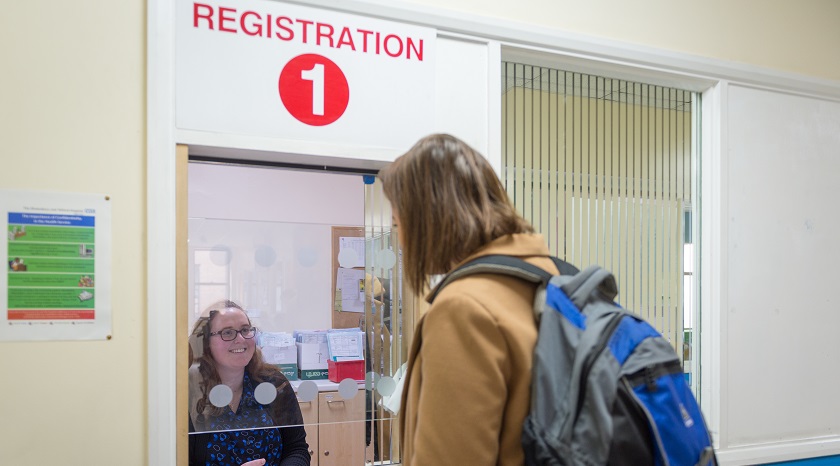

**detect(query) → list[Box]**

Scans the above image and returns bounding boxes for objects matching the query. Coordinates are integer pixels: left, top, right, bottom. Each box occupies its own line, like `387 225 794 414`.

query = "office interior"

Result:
1 1 839 465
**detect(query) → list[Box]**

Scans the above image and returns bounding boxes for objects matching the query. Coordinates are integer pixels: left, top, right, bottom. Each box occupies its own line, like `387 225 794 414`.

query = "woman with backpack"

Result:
380 133 560 465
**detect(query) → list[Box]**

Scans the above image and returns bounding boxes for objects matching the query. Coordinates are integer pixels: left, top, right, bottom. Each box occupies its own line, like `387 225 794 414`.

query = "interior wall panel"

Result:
725 85 840 448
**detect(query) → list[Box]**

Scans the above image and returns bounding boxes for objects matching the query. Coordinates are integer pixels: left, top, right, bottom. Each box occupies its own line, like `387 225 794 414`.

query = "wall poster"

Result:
1 190 112 341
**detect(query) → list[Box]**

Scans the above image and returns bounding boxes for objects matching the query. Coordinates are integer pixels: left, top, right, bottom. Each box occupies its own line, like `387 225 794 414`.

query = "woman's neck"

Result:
217 367 245 391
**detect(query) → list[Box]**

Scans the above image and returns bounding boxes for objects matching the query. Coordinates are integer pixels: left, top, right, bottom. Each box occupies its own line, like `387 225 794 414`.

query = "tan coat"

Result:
399 234 560 466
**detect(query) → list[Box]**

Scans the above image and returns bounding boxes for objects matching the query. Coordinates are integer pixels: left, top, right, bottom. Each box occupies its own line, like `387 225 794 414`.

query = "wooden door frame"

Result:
175 144 189 465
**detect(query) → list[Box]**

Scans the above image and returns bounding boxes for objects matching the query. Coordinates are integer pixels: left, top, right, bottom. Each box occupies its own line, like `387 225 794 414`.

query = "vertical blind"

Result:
501 62 697 356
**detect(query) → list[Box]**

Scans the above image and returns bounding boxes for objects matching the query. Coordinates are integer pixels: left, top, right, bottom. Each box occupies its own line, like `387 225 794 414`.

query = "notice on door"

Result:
1 190 112 341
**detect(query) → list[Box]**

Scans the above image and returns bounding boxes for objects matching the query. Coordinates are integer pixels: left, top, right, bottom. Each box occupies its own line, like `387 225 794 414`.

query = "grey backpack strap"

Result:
429 255 566 303
555 265 618 309
550 256 580 276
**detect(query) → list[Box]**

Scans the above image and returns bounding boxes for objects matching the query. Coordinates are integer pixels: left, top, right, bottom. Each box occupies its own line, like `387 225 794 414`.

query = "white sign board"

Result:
1 190 112 341
176 0 437 151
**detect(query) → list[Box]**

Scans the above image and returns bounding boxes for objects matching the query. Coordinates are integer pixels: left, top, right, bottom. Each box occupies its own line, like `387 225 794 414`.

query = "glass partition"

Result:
361 176 402 464
186 164 405 465
187 217 335 435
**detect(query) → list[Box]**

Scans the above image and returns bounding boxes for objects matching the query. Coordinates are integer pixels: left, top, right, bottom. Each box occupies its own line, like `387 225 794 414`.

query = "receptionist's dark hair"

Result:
379 133 533 294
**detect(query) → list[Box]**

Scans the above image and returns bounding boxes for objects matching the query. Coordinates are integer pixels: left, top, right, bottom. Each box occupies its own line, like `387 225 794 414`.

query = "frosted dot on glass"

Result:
296 246 318 267
255 246 277 267
208 384 233 408
210 246 231 266
297 380 318 403
365 371 380 391
375 248 397 270
376 376 397 397
254 382 277 405
338 248 358 268
338 378 359 399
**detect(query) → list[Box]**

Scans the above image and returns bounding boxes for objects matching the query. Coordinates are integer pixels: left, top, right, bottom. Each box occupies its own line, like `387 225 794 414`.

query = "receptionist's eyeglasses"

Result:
209 327 257 341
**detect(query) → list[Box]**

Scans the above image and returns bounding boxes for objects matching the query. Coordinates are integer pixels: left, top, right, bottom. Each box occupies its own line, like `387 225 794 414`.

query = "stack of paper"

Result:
326 328 365 361
259 332 295 364
294 330 329 370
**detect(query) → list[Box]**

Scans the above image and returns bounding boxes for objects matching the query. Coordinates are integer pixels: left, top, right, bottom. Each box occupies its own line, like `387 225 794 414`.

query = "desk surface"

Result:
290 378 365 392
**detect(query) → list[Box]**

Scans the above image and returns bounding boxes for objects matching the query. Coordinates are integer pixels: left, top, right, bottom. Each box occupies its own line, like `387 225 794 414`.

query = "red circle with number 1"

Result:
278 54 349 126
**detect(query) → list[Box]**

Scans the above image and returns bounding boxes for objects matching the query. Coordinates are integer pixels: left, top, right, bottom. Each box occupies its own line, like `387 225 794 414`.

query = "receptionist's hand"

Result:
241 459 266 466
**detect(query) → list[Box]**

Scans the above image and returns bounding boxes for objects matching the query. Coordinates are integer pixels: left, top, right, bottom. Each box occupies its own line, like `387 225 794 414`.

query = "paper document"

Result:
327 329 364 360
336 267 365 313
259 331 297 364
339 237 366 268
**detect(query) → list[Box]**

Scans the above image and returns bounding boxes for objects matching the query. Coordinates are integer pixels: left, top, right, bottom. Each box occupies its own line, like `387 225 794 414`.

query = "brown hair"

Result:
188 300 287 420
379 133 533 294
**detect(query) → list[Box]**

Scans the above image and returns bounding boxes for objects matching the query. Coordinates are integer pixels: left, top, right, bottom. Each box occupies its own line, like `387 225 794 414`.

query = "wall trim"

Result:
699 80 726 451
147 0 176 463
717 437 840 466
176 129 397 171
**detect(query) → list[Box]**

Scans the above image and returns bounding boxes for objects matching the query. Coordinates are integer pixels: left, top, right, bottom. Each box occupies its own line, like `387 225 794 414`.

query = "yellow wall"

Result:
406 0 840 81
0 1 146 465
0 0 837 465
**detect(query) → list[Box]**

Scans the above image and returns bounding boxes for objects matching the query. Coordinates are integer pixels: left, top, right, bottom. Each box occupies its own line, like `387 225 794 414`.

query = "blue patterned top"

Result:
203 372 283 464
203 428 283 464
189 371 310 466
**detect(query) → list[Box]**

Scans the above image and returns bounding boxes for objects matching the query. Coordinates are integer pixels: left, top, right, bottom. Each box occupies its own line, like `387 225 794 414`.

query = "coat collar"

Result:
425 233 549 302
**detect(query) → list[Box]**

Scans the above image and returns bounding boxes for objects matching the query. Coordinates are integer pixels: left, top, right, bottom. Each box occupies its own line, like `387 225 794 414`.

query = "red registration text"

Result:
193 3 425 62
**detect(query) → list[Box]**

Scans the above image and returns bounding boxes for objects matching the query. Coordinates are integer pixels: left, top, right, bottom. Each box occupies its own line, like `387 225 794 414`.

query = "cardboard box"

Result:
276 363 299 381
263 343 298 365
260 332 298 380
328 359 365 382
299 369 330 380
296 341 329 370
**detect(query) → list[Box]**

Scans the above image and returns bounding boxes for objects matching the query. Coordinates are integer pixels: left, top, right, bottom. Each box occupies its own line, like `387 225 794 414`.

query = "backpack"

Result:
430 254 717 466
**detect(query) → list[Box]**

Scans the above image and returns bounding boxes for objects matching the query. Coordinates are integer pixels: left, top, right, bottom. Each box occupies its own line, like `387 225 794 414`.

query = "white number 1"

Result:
301 63 325 116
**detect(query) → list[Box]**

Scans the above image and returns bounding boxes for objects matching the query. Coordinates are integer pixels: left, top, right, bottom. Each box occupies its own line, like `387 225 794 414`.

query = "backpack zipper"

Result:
571 310 624 426
622 376 671 466
622 360 697 466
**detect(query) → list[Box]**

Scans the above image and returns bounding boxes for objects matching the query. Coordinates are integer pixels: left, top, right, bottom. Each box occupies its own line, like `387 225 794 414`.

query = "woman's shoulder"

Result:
429 269 538 327
435 270 533 303
427 278 508 323
248 365 291 387
269 370 292 387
